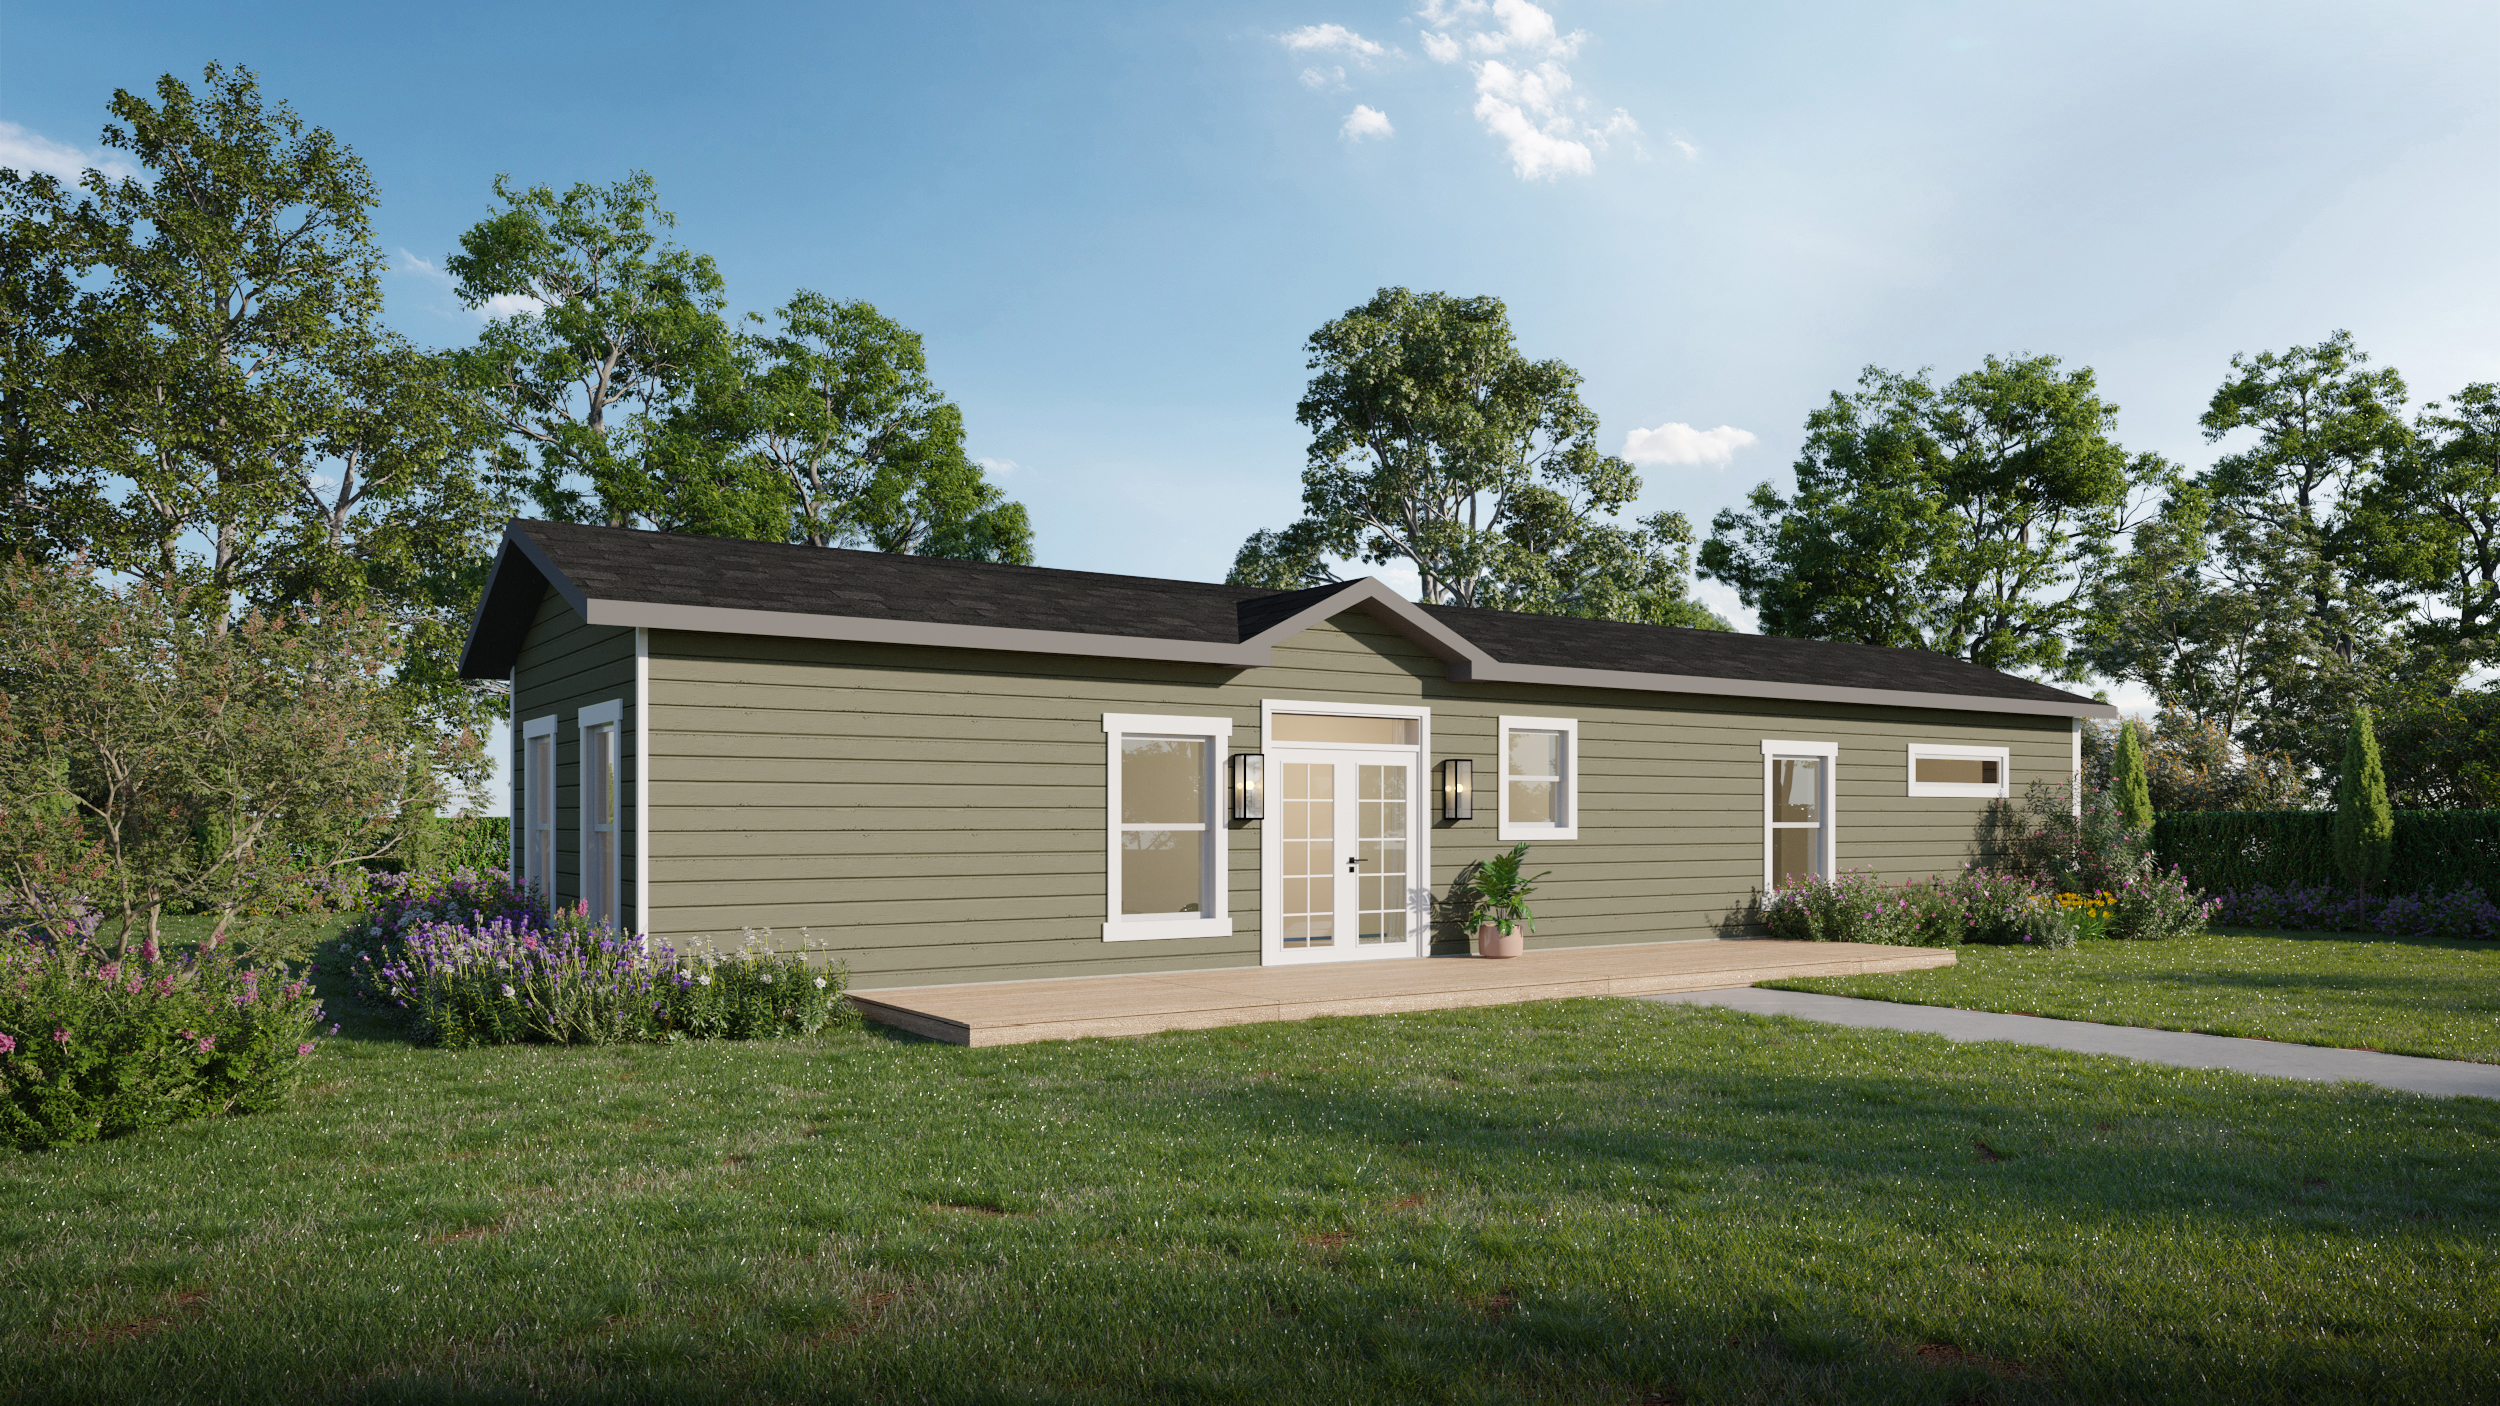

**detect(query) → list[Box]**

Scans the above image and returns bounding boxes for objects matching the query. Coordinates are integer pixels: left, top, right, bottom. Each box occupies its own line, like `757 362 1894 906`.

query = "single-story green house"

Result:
457 520 2115 990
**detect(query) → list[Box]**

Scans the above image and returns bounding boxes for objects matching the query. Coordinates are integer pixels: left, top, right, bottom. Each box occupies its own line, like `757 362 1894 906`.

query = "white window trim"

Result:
1906 742 2010 799
578 699 624 929
1103 712 1235 942
1761 739 1839 893
1258 699 1433 966
520 713 558 911
1497 715 1581 841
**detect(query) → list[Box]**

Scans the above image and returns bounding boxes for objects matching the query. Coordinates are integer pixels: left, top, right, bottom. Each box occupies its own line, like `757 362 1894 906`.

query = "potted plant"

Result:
1464 843 1549 959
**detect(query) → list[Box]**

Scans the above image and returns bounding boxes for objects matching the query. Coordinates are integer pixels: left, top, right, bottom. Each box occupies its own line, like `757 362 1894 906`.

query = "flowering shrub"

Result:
2103 865 2214 941
1762 870 1944 947
0 928 328 1150
336 876 848 1047
1764 867 2086 950
2056 892 2114 941
2210 884 2500 941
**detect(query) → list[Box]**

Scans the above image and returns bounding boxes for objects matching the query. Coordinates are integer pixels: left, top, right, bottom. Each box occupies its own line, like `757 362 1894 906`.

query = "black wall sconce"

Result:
1439 758 1473 820
1229 752 1266 821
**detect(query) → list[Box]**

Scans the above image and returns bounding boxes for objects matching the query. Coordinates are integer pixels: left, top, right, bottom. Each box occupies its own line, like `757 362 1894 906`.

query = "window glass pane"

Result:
1121 829 1205 914
1772 827 1818 889
1773 758 1821 822
1509 778 1556 824
1916 756 1997 786
1270 713 1418 745
1121 737 1205 824
1507 729 1562 779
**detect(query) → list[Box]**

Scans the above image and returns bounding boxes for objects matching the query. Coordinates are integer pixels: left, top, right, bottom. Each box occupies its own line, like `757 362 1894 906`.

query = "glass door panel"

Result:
1357 763 1409 944
1281 761 1336 948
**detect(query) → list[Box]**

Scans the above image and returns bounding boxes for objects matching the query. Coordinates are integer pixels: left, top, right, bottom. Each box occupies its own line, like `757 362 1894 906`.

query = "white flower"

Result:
697 974 712 987
500 983 515 998
760 973 774 985
812 976 827 990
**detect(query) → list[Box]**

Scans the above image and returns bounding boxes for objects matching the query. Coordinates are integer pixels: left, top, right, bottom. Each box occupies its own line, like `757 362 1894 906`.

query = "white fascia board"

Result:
1238 579 1490 666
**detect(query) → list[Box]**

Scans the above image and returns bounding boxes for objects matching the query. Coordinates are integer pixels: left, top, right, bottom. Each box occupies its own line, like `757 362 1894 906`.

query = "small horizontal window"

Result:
1906 744 2010 798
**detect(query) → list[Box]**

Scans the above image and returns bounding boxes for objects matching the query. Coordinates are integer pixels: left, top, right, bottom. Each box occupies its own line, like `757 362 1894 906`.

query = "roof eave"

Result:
1451 658 2116 719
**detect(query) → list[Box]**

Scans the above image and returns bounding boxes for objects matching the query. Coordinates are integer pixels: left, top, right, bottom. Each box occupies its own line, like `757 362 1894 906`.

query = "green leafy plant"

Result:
0 926 328 1150
1462 843 1550 937
2113 719 2154 829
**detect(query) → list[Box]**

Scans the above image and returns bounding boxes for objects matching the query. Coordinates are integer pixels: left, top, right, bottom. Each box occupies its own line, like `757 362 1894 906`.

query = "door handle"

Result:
1346 856 1359 874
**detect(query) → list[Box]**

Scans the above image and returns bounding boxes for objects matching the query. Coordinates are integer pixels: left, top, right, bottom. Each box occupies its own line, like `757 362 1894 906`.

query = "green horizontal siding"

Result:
632 609 2072 988
511 593 639 921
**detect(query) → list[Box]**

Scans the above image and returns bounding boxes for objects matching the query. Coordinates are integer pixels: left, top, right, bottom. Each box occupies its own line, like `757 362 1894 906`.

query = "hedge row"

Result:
2151 810 2500 898
374 815 512 875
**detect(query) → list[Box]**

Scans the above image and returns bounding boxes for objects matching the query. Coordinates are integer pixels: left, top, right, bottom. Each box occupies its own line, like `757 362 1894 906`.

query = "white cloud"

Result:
977 457 1021 478
1621 422 1760 467
1411 2 1639 180
1300 65 1347 90
1672 138 1699 160
1281 23 1387 58
1341 105 1396 142
0 121 140 185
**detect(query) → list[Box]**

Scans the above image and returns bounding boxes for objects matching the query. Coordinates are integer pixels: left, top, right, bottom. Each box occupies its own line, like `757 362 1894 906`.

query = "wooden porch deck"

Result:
849 939 1954 1046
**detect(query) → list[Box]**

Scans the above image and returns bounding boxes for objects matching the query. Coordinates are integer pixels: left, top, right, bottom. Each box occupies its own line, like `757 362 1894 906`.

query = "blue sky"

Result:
8 1 2499 807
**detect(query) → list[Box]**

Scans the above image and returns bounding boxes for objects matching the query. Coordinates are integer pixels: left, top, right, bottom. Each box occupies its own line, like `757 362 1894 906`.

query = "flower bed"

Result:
2208 884 2500 941
333 869 847 1047
0 914 329 1151
1761 868 2075 949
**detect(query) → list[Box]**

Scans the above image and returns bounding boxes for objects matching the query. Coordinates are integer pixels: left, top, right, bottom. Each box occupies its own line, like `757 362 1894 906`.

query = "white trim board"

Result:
1101 713 1236 943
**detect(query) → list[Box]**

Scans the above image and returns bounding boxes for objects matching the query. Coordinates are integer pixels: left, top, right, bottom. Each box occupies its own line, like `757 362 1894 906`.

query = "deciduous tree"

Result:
0 65 501 737
1701 354 2170 678
1231 288 1707 623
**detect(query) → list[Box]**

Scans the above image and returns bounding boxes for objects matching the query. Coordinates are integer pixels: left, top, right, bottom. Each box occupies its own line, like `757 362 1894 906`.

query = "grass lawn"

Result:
1766 928 2500 1065
4 991 2496 1404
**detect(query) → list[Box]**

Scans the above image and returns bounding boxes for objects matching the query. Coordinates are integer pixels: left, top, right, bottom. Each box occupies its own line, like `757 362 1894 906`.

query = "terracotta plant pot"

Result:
1476 922 1524 959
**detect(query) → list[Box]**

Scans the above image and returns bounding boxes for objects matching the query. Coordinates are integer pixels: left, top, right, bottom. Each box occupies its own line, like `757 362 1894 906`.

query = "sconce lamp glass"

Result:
1229 752 1266 821
1439 758 1473 820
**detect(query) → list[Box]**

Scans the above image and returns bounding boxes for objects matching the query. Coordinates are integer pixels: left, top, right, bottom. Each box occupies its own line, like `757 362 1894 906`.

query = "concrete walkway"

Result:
1647 987 2500 1101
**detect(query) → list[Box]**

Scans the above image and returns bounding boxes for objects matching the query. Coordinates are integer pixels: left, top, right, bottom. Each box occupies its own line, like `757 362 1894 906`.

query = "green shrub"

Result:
0 931 329 1151
2105 866 2214 941
2151 810 2500 898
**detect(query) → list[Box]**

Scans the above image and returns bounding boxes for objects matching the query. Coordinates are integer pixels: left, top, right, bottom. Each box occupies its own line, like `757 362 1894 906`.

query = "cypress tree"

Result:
2113 719 2154 830
2332 706 2394 892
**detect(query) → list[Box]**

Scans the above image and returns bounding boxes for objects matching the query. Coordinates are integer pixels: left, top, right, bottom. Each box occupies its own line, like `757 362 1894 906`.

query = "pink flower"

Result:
296 1041 315 1057
195 1035 215 1054
125 976 141 994
53 1029 70 1045
99 961 121 983
0 1033 14 1055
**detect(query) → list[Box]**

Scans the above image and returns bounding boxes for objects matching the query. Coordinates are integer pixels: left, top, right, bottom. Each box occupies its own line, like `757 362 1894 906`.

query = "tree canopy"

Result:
0 64 499 737
1701 354 2170 678
1230 287 1722 628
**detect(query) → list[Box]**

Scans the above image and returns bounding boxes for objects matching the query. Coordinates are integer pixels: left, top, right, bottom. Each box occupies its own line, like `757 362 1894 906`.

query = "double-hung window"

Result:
1497 716 1580 840
578 700 624 930
1103 713 1233 941
1762 739 1838 891
521 715 558 911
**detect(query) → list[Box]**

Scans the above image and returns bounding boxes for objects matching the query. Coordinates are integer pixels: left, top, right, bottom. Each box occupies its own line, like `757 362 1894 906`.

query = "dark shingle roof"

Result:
1421 603 2094 709
464 520 2107 716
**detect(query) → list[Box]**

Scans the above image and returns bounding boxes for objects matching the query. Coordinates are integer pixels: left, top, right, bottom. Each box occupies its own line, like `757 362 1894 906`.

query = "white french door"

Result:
1262 747 1425 964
